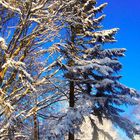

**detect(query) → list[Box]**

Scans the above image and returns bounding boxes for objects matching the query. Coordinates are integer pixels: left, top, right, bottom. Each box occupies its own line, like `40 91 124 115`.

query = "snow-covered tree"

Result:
0 0 140 140
45 0 140 139
0 0 64 139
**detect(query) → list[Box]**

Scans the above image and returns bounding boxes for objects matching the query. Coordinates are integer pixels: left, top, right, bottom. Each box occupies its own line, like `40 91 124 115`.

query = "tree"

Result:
0 0 64 139
48 0 140 139
0 0 140 140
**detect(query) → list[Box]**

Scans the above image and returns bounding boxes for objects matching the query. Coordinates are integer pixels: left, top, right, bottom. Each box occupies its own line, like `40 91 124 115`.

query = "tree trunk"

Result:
69 81 75 140
33 112 39 140
69 81 75 108
68 25 75 140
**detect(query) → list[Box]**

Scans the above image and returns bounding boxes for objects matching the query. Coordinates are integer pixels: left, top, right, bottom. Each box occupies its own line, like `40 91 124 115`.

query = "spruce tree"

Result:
48 0 140 139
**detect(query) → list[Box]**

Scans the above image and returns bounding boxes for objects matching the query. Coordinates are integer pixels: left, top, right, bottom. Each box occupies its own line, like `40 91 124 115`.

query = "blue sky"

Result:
98 0 140 91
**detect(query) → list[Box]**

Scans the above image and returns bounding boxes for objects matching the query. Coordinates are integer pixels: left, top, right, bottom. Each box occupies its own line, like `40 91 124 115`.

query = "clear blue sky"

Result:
98 0 140 91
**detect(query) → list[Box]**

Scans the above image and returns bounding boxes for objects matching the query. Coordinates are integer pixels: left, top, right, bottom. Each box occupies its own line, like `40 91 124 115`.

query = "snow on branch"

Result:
0 37 8 51
0 0 22 15
2 58 33 81
84 28 119 43
93 3 108 13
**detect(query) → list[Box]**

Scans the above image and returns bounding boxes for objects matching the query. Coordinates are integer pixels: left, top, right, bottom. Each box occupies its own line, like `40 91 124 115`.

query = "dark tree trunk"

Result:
33 112 39 140
69 81 75 140
68 25 75 140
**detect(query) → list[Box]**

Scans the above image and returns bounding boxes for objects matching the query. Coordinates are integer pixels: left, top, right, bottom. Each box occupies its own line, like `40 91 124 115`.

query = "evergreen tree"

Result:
46 0 140 139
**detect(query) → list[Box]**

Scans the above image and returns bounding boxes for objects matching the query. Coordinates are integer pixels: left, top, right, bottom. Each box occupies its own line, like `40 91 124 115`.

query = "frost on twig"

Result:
0 37 8 51
0 0 22 15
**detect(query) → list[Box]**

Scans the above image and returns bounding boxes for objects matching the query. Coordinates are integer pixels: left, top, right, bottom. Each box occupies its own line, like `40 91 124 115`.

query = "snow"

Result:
0 37 8 50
